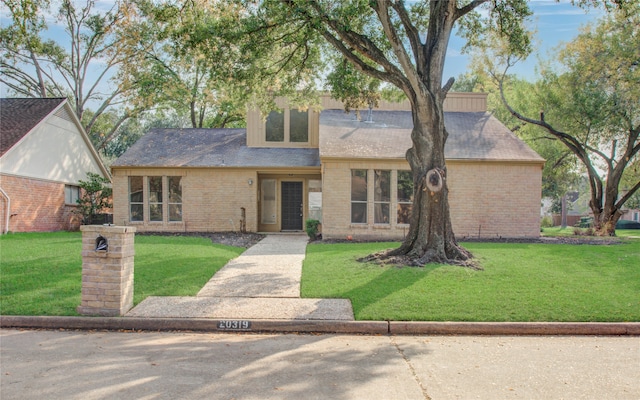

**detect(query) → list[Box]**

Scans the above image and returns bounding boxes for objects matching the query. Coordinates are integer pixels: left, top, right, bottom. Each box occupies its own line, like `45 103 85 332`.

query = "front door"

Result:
281 181 303 230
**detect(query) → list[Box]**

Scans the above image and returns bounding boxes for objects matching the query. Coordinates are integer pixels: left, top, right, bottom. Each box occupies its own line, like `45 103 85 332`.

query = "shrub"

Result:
305 219 321 240
540 216 554 228
76 172 112 224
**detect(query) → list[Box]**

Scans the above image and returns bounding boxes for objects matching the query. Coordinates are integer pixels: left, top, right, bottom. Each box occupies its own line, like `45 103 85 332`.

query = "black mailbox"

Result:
95 235 108 251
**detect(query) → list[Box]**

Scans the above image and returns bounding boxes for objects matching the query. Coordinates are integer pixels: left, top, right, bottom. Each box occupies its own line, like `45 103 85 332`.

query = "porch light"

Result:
248 179 253 185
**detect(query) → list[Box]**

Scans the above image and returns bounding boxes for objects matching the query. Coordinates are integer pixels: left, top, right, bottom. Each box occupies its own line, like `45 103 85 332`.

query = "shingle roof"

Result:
319 109 544 162
111 128 321 168
0 98 67 156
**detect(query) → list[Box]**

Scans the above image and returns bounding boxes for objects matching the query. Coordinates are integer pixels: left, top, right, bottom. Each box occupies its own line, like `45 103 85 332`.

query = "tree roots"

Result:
358 247 482 270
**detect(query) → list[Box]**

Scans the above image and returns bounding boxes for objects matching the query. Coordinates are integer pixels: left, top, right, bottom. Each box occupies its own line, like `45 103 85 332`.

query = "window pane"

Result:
129 176 143 222
169 204 182 222
265 111 284 142
374 170 390 202
397 204 412 224
397 171 413 203
148 177 163 221
375 203 389 224
168 176 182 203
290 109 309 142
65 185 79 204
149 204 162 221
351 203 367 223
129 176 143 203
168 176 182 222
351 170 367 201
261 179 277 224
308 179 322 222
130 204 143 222
148 177 162 203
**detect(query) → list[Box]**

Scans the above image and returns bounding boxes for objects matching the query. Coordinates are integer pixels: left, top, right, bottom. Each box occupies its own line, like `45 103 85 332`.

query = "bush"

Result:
76 172 112 224
540 216 554 228
305 219 321 240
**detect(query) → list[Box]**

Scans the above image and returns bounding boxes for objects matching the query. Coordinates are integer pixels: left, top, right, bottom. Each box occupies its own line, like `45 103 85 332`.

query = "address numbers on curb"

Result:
217 320 252 331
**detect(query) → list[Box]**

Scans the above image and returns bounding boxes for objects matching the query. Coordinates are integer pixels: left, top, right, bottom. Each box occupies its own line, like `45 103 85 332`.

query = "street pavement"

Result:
2 328 639 400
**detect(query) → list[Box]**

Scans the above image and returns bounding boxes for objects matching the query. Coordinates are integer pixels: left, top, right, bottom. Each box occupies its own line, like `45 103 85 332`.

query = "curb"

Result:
2 316 639 336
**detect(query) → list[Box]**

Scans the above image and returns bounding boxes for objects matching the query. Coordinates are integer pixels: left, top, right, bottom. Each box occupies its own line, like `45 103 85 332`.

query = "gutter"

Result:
0 187 9 234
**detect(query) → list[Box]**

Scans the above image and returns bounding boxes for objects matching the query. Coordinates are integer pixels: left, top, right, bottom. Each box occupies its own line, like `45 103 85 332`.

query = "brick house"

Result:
111 93 545 239
0 98 110 233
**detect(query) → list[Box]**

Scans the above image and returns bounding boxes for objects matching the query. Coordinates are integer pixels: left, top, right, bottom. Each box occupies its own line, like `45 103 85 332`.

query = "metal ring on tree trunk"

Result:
425 168 443 193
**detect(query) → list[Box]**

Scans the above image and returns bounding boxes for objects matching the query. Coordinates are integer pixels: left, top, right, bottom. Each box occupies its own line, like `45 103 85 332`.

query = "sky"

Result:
0 0 606 99
444 0 605 80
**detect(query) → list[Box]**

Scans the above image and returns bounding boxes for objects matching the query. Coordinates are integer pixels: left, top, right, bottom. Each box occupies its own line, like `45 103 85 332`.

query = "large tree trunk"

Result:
591 178 624 236
368 97 475 268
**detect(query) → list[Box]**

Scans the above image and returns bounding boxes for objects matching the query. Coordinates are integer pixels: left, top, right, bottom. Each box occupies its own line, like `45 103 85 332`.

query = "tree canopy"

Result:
494 3 639 234
0 0 147 149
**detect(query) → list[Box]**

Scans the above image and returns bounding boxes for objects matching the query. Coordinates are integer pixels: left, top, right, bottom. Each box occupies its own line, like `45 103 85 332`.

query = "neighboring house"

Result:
111 93 545 239
620 208 640 223
0 98 110 233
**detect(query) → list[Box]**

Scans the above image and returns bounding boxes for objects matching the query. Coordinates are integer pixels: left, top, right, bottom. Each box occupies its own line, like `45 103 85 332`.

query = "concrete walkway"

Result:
127 234 354 321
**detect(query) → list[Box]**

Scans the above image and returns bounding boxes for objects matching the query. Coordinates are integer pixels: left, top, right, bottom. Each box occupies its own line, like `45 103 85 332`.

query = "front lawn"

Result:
0 232 244 315
2 232 638 322
301 239 640 322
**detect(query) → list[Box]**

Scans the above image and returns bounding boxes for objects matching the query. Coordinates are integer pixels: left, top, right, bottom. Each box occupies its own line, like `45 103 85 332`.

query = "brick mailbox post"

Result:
78 225 136 316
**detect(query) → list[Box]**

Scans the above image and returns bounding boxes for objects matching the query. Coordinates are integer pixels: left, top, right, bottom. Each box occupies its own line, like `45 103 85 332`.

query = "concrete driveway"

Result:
1 329 638 399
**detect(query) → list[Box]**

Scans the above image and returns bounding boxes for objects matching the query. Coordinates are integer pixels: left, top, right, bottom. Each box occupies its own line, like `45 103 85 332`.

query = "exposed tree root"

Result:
358 247 482 271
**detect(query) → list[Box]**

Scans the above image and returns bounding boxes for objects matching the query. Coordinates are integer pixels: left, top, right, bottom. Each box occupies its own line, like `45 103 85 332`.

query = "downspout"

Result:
0 187 10 234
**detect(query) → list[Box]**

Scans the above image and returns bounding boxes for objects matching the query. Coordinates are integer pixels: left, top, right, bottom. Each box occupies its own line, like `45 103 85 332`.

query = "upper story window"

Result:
265 109 309 143
266 111 285 142
289 109 309 142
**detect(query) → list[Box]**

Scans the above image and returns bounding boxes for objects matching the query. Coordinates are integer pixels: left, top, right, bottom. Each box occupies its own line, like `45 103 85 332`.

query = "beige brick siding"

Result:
447 161 542 239
321 159 542 240
112 160 542 238
112 168 259 233
0 174 81 232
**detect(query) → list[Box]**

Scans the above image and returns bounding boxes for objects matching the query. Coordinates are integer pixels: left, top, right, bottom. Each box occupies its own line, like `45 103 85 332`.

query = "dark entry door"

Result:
281 182 303 230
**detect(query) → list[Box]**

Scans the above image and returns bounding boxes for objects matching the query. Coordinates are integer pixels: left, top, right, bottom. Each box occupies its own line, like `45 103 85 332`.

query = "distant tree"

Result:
494 5 640 235
120 0 245 129
325 58 381 116
452 72 582 207
0 0 147 149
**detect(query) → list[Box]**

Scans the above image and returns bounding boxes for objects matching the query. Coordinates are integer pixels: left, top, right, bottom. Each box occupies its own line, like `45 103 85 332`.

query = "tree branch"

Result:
373 1 422 92
455 0 490 20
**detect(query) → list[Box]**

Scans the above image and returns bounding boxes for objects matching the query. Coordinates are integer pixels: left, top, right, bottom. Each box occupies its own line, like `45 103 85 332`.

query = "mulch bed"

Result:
140 231 626 247
138 232 266 248
319 236 626 246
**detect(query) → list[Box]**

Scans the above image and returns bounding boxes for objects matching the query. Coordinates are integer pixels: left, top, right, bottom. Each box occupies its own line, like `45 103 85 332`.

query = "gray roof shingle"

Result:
319 109 544 162
112 128 321 168
0 98 67 156
113 110 543 169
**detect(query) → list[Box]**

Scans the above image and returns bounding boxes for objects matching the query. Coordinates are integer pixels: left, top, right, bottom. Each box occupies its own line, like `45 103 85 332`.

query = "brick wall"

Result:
321 159 542 240
447 161 542 239
0 174 81 232
111 160 542 239
112 168 259 232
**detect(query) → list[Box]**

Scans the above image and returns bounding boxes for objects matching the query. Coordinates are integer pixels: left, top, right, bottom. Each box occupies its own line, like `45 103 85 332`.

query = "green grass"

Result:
542 227 640 238
0 232 244 316
2 231 639 321
301 239 640 322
